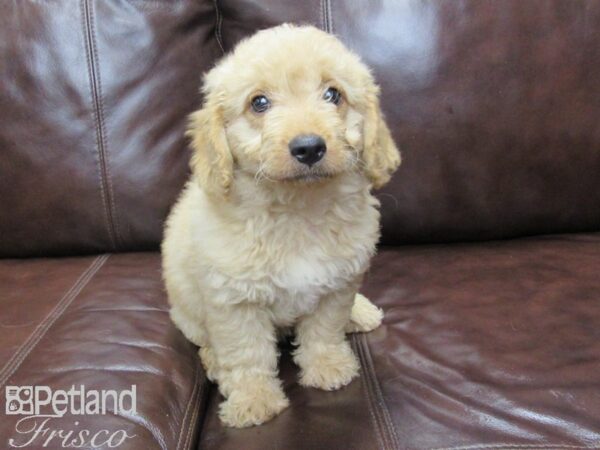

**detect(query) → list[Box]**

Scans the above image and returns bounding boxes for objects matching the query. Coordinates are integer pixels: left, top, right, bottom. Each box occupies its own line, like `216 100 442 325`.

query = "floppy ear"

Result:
362 89 401 189
186 94 233 198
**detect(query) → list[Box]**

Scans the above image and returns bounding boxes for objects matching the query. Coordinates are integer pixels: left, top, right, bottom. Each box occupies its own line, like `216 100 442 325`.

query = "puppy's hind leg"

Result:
170 305 207 346
344 293 383 333
198 346 219 382
170 306 220 382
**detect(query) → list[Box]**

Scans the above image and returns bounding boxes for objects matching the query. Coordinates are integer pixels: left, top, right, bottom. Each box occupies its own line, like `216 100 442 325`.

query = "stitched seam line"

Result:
320 0 331 33
82 0 121 251
355 334 393 450
183 397 198 450
193 376 212 448
183 366 203 450
362 333 401 449
431 445 600 450
81 0 114 250
0 255 109 389
212 0 225 55
183 375 203 450
328 0 334 34
176 356 201 450
357 333 401 450
324 0 331 32
89 2 122 248
352 334 388 450
353 336 387 450
319 0 324 32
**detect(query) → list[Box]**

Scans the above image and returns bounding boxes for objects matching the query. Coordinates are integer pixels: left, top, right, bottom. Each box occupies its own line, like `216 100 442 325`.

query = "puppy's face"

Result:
188 25 400 197
228 71 355 183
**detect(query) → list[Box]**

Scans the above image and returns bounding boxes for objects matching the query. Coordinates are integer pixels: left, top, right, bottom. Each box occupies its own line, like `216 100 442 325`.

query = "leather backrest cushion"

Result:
3 0 600 256
0 0 221 257
217 0 600 244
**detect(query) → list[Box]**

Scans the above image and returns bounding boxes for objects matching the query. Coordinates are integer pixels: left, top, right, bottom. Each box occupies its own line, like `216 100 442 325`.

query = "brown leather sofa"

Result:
2 1 600 449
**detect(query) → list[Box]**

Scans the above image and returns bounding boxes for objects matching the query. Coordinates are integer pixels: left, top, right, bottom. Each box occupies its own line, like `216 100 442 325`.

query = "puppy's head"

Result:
188 25 400 197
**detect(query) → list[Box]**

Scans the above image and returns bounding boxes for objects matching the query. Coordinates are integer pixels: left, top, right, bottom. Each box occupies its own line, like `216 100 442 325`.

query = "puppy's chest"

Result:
253 222 371 322
239 203 378 300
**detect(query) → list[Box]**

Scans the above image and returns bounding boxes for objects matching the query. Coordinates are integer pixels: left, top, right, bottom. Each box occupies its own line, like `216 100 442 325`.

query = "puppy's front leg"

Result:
206 303 289 428
294 288 360 391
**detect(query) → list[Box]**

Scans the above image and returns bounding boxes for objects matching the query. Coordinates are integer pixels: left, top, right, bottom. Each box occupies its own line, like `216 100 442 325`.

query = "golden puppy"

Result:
162 24 400 428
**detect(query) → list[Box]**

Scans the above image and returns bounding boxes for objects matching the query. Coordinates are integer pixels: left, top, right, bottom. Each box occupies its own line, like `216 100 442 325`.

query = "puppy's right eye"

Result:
250 95 270 113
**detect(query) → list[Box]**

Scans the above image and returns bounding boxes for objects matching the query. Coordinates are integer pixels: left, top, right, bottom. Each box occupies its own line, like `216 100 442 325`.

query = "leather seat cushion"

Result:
0 253 207 450
198 233 600 449
3 234 599 449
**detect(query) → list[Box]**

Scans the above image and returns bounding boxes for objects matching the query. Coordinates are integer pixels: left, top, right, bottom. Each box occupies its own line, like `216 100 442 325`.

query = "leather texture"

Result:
2 1 600 449
365 233 600 449
198 341 383 450
4 1 600 256
217 0 600 245
0 253 208 450
197 233 600 450
0 0 221 257
3 236 599 450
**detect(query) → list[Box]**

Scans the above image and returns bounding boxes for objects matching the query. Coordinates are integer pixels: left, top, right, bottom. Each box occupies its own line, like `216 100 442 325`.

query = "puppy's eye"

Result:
250 95 270 113
323 87 342 105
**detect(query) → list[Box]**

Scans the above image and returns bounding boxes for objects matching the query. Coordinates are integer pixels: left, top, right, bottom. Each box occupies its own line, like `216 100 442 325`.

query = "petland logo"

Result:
5 385 137 448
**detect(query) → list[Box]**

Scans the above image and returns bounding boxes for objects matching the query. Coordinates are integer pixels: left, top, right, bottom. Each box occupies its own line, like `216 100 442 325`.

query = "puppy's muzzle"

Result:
288 134 326 167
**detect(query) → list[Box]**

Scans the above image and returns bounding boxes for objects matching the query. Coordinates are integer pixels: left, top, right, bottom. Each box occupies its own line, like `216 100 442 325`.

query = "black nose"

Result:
288 134 326 166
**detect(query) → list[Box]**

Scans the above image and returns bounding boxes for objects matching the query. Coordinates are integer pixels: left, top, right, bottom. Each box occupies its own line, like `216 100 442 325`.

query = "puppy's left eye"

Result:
323 87 342 105
250 95 271 113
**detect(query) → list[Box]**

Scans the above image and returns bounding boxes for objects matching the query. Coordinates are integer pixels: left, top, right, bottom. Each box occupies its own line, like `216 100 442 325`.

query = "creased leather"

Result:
0 253 207 450
363 233 600 449
217 0 600 245
0 0 221 257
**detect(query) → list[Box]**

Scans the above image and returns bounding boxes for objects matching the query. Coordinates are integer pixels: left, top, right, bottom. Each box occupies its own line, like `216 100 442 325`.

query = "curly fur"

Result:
162 24 400 428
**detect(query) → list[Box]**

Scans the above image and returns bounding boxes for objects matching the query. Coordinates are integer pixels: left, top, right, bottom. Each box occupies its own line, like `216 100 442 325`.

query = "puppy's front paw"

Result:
297 343 360 391
218 377 289 428
345 293 383 333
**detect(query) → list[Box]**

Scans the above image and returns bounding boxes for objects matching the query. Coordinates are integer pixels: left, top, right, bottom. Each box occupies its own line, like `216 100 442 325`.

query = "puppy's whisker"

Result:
255 161 276 185
261 170 276 183
255 169 267 185
254 155 267 184
254 166 263 184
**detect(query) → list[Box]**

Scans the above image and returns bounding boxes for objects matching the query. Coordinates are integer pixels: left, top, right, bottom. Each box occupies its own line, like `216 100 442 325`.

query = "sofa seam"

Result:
80 0 113 251
212 0 225 55
183 363 203 450
82 0 121 251
183 394 198 450
353 335 387 450
356 332 401 450
320 0 332 33
351 333 393 450
359 334 395 450
193 375 212 447
363 332 401 449
364 332 402 450
0 255 109 390
176 355 201 450
328 0 334 34
183 373 203 450
89 1 123 248
319 0 324 32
